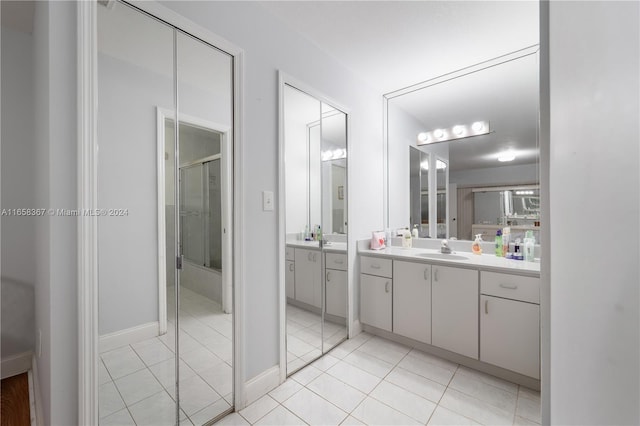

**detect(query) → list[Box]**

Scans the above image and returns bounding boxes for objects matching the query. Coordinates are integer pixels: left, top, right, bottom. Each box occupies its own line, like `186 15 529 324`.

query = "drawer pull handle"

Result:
334 259 344 264
327 271 331 282
289 263 294 272
485 299 489 314
385 282 390 293
499 283 518 290
434 269 439 282
424 268 429 280
313 253 317 262
371 264 381 269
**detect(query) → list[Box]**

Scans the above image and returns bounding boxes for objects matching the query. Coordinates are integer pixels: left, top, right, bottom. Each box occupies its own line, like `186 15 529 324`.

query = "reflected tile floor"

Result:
286 304 347 374
223 332 541 426
99 286 233 426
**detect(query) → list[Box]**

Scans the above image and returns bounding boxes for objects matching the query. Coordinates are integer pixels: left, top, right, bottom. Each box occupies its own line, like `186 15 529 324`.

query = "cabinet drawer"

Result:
285 246 295 261
360 256 392 278
481 271 539 304
326 253 347 271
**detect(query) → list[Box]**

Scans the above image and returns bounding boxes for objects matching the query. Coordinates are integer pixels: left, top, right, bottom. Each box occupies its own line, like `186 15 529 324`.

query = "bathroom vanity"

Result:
358 245 540 388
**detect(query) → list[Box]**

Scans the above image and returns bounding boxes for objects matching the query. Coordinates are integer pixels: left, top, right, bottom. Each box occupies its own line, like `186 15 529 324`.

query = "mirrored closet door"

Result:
97 2 233 424
282 83 348 375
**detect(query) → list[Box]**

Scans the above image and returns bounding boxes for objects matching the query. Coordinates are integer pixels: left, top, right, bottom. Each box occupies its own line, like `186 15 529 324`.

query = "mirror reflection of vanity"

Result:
280 78 349 375
387 47 540 243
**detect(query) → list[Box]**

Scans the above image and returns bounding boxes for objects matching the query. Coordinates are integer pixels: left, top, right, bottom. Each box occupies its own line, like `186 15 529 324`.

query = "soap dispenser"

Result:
524 230 535 262
472 234 483 255
495 229 503 257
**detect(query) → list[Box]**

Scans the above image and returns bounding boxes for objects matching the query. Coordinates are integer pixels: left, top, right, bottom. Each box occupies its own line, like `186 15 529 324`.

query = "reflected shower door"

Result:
181 164 205 265
207 159 223 270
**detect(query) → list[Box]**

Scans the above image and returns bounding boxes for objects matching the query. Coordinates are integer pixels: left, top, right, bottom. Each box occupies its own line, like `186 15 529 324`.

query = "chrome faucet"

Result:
440 239 452 254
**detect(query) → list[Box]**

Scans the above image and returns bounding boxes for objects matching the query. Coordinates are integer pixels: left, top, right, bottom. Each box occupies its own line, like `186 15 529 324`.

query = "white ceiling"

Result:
260 1 539 94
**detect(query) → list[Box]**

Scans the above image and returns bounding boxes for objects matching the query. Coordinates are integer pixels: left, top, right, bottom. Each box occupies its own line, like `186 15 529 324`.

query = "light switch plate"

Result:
262 190 274 211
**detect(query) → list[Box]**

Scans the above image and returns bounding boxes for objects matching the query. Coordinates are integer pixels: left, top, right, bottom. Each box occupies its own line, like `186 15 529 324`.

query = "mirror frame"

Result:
277 71 352 382
382 45 540 235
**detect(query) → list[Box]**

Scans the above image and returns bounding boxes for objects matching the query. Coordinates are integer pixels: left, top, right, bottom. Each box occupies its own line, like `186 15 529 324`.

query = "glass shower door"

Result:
181 165 205 265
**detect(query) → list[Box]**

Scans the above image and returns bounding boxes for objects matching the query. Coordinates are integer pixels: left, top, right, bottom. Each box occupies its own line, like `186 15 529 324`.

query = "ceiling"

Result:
1 1 35 34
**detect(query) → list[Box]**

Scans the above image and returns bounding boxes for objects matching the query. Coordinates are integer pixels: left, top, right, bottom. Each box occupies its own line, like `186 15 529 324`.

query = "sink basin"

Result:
416 253 469 261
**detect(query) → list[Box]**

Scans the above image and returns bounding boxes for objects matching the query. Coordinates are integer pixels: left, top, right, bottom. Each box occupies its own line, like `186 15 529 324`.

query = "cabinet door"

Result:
294 249 321 308
393 261 431 343
432 266 478 359
360 274 392 332
480 295 540 379
326 269 347 318
285 260 295 299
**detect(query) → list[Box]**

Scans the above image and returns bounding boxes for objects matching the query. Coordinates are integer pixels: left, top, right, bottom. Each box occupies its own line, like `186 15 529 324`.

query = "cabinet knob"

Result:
327 271 331 282
385 282 390 293
485 299 489 314
424 268 429 281
289 263 294 272
434 268 439 282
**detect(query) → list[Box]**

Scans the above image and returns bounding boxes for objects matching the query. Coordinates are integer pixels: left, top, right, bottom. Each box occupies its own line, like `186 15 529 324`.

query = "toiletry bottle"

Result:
524 230 535 262
412 225 419 239
317 225 322 242
304 225 310 241
472 234 483 255
495 229 503 257
402 229 412 248
502 227 511 257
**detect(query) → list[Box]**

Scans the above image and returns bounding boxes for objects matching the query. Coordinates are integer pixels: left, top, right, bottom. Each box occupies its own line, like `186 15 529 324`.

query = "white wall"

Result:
450 163 538 187
32 1 79 424
1 26 36 359
161 1 385 380
549 1 639 424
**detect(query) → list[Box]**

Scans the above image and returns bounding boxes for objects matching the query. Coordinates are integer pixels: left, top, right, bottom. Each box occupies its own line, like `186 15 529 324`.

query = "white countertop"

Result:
287 241 347 253
359 246 540 276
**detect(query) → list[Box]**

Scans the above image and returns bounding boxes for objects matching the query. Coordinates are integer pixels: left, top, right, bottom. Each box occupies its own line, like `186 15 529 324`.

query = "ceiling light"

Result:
497 151 516 162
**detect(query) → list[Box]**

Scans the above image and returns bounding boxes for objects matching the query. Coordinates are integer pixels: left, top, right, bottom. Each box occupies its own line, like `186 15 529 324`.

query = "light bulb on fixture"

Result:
421 161 429 170
436 160 447 169
433 129 445 139
497 150 516 162
453 125 465 136
472 121 485 132
417 132 429 143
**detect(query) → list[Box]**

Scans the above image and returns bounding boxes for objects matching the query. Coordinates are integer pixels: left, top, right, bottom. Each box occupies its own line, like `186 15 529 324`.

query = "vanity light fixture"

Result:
417 120 490 146
421 160 447 170
516 190 534 195
497 150 516 162
321 148 346 161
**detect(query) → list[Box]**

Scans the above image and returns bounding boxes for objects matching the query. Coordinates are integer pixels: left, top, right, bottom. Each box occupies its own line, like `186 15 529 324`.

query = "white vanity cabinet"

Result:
480 272 540 379
360 256 393 332
431 265 479 359
285 246 295 299
325 253 347 318
393 260 431 343
294 248 322 308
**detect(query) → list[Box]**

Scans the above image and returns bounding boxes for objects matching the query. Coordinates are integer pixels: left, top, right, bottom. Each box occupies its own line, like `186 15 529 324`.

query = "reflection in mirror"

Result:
409 147 428 237
387 48 539 242
283 84 348 375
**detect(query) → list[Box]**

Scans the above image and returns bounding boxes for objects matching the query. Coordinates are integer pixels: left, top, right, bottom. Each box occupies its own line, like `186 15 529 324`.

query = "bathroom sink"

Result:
416 253 469 261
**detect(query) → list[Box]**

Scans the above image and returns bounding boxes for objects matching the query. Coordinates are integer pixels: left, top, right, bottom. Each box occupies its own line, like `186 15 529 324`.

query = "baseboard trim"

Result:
1 350 33 379
242 365 280 408
31 354 43 426
99 322 159 353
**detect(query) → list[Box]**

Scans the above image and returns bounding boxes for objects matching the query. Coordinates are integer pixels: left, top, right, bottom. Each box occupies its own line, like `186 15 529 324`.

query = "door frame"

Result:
77 1 246 423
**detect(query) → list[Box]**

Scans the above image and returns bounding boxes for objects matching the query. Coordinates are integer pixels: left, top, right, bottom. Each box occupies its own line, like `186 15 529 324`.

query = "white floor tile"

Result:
326 361 381 394
291 365 323 386
101 346 146 380
307 373 366 413
149 358 196 390
190 398 231 425
99 359 112 385
455 365 519 394
128 390 177 426
518 386 541 403
385 367 446 403
427 405 479 425
199 363 233 397
268 379 304 403
448 373 517 413
370 380 436 423
132 337 175 367
254 405 306 426
358 337 411 365
282 387 348 425
351 396 421 426
99 381 126 419
287 357 307 375
407 349 458 373
342 350 395 378
340 415 365 425
114 368 164 406
214 413 250 425
514 415 541 425
99 408 136 426
287 335 318 358
181 346 225 374
310 354 340 372
439 388 514 425
397 354 455 386
178 374 222 416
516 394 541 424
239 395 279 424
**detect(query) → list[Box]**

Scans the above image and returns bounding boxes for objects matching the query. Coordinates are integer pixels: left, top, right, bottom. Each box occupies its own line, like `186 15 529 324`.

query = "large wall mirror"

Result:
281 80 349 375
386 47 540 243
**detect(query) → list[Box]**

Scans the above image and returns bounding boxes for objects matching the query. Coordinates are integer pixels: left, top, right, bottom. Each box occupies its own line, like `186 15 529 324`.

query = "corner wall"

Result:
549 1 639 423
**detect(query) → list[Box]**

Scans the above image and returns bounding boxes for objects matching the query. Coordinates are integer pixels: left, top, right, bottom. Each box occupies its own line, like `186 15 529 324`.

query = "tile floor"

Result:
286 304 348 374
223 332 540 426
99 286 233 426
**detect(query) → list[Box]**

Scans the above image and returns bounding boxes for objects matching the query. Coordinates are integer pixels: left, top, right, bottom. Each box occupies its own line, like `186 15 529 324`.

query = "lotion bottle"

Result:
472 234 483 255
495 229 503 257
524 230 535 262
